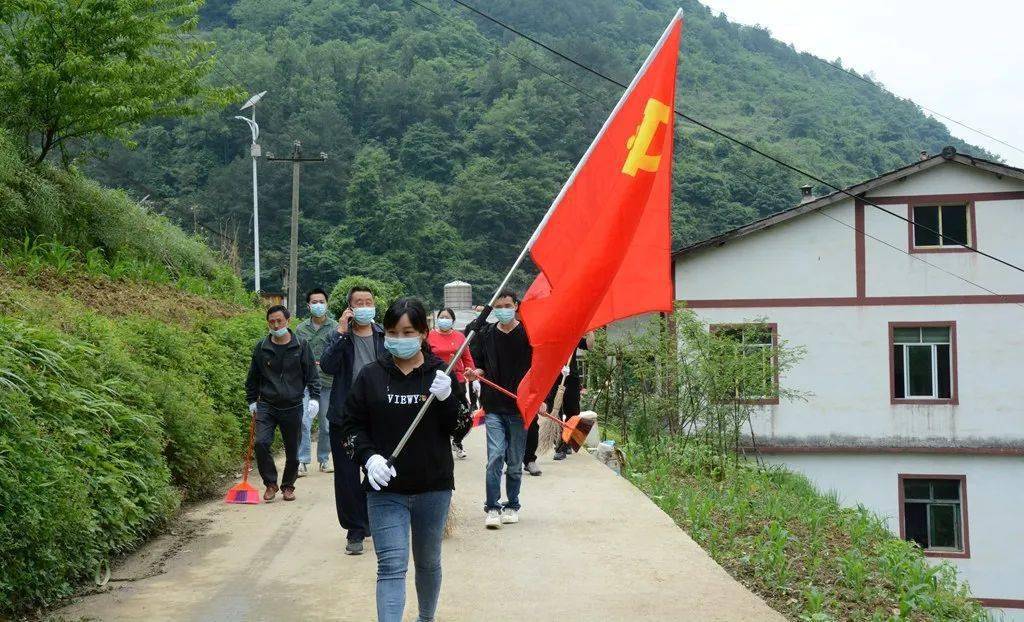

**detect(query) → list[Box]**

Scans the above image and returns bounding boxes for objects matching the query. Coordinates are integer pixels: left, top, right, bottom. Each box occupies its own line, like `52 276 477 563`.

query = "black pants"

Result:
329 423 370 542
524 417 540 464
254 403 303 490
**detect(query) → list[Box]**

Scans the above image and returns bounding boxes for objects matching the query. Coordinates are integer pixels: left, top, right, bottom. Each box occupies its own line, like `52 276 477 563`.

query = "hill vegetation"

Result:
85 0 991 303
0 128 265 615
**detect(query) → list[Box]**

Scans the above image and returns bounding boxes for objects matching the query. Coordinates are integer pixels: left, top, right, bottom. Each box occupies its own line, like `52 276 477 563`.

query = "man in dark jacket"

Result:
466 289 533 530
319 286 385 555
245 305 320 502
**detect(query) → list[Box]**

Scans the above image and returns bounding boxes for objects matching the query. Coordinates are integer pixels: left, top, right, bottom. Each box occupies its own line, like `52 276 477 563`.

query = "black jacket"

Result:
319 323 386 425
245 330 320 408
339 352 459 495
465 317 532 414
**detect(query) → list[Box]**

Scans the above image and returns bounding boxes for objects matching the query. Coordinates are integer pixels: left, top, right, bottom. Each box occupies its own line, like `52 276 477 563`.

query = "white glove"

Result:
307 399 319 418
366 454 396 491
561 365 571 377
248 402 258 414
472 380 481 394
430 370 452 401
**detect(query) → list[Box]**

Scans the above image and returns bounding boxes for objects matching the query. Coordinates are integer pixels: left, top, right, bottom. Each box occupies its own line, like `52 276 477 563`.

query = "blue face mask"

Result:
437 318 454 331
493 308 516 324
270 326 289 338
385 336 421 360
353 306 376 325
309 302 327 317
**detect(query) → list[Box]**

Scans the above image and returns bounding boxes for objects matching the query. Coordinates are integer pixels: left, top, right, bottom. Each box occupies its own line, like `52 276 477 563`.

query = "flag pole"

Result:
386 9 683 466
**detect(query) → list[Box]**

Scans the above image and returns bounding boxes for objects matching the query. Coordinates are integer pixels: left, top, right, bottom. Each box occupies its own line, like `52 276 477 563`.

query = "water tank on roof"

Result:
444 280 473 310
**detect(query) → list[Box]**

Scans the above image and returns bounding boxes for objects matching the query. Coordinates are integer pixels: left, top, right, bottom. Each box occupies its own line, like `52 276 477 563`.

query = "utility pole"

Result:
266 141 327 316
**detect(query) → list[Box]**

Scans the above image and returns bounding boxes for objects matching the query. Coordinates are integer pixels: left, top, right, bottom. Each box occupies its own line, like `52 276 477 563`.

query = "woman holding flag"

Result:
340 297 460 622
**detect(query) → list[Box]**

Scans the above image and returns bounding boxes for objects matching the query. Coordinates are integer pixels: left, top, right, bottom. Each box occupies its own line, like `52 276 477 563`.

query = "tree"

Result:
0 0 236 165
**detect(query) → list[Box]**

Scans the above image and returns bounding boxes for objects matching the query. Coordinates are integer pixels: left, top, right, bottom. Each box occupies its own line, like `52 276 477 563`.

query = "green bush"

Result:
0 306 264 615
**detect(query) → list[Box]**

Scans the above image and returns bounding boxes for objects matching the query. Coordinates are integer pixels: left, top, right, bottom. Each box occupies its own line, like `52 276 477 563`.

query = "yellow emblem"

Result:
622 98 671 177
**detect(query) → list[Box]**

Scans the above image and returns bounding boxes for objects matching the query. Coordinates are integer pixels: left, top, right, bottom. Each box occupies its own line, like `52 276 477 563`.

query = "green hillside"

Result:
85 0 992 303
0 129 265 615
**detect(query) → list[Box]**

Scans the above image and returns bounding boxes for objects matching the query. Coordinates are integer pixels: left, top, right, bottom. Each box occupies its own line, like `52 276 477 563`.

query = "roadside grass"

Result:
625 437 987 622
0 275 264 617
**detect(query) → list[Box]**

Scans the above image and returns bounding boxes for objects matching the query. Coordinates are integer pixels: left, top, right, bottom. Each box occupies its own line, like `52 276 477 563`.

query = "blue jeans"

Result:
484 411 526 512
367 490 452 622
300 385 331 464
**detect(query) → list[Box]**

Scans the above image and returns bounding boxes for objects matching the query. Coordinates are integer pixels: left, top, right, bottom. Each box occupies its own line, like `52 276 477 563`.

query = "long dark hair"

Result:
383 297 433 355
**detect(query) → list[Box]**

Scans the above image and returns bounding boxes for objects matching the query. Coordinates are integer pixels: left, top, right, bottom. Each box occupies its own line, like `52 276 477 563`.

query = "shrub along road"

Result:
56 432 784 621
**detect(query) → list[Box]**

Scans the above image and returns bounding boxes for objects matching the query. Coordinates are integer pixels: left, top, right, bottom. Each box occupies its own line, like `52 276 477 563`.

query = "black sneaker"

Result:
345 539 364 555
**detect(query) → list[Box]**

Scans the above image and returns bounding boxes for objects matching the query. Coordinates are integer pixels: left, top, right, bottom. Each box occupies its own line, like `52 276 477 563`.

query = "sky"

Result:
699 0 1024 167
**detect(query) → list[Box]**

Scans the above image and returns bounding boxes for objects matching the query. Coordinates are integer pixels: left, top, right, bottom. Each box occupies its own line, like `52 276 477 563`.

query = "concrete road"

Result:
56 430 784 621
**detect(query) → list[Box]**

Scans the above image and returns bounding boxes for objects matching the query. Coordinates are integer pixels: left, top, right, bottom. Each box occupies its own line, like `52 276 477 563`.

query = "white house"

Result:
673 147 1024 619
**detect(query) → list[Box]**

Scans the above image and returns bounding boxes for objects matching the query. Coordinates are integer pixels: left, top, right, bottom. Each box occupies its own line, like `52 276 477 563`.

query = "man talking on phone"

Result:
320 286 385 555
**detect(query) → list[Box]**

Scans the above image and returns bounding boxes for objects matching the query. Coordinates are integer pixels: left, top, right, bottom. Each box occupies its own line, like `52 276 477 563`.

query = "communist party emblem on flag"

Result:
514 11 682 427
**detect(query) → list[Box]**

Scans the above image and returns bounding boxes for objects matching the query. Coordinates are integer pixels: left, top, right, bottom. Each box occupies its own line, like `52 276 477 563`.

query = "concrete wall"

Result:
762 453 1024 618
688 303 1024 445
675 200 858 300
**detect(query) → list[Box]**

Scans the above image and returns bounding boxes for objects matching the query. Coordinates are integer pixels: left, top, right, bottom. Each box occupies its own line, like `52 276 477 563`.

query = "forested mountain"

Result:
86 0 990 304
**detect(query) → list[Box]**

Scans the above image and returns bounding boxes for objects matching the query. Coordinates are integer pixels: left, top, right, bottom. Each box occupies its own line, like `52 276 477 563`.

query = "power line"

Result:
442 0 1024 278
814 57 1024 158
726 166 1024 309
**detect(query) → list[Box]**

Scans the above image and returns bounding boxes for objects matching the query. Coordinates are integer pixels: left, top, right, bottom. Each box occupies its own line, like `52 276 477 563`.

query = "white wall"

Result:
687 304 1024 444
763 453 1024 618
676 200 857 300
863 162 1024 197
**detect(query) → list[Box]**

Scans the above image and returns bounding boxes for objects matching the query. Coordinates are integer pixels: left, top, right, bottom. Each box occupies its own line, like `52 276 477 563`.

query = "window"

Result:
910 204 974 251
899 475 969 558
711 323 778 403
890 323 957 404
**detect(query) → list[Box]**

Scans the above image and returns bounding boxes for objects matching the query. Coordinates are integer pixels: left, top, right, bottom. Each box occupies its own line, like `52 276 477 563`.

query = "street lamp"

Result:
235 90 267 293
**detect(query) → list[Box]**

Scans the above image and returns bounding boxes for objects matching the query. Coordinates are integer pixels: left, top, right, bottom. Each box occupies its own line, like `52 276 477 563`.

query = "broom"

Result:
475 375 596 453
537 368 570 456
225 410 261 504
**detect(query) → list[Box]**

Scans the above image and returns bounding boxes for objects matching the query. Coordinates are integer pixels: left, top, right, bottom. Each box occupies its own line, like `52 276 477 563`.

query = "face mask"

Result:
353 306 376 325
309 302 327 317
270 326 289 338
437 318 454 331
385 336 421 360
494 308 516 324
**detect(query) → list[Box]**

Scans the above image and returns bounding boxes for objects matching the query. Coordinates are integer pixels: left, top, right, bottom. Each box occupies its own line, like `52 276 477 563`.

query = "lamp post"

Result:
235 90 267 293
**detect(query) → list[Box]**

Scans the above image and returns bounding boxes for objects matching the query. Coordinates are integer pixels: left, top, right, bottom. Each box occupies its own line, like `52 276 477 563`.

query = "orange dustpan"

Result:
225 410 261 504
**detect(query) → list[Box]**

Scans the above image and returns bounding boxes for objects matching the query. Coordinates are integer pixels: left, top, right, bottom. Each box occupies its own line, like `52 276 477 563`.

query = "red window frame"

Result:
709 322 780 405
888 321 959 405
897 473 970 559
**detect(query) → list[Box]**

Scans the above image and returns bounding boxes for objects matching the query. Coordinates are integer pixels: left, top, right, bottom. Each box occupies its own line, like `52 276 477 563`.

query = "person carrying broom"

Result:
245 305 321 502
339 297 459 622
465 290 533 530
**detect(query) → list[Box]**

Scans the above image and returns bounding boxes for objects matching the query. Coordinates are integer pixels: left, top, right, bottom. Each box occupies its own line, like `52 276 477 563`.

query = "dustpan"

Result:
225 410 261 504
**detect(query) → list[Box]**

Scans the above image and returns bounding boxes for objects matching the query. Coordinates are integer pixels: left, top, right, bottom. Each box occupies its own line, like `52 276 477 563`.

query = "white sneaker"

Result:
500 508 519 524
454 445 467 460
485 510 502 529
297 463 308 477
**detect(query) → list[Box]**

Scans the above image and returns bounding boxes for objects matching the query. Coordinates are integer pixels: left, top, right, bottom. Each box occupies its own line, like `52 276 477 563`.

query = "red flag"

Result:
515 12 682 427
